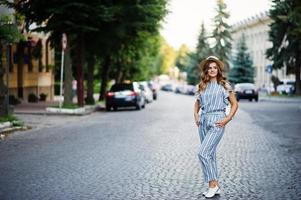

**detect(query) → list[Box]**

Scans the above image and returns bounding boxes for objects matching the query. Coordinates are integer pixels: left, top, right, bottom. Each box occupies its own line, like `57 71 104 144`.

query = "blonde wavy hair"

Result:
197 59 231 93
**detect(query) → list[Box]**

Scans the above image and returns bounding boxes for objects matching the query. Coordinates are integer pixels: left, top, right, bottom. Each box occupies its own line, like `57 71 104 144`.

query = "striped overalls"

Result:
196 81 231 183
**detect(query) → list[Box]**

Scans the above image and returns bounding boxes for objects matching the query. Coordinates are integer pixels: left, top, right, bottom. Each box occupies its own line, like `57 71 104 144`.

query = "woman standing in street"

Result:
194 56 238 198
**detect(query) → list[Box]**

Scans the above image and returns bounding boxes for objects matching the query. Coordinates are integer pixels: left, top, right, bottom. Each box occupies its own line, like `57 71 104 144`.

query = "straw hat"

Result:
199 56 224 71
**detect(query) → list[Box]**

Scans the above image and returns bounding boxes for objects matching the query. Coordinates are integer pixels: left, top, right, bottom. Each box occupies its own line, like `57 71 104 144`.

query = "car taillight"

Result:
130 91 137 96
107 92 114 97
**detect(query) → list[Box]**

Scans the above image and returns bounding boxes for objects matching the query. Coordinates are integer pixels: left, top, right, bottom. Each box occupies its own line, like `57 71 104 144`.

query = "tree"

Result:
159 39 176 74
196 22 211 62
185 53 199 85
183 23 211 85
175 44 190 71
228 34 254 84
211 0 232 72
2 0 115 106
0 14 22 116
266 0 301 94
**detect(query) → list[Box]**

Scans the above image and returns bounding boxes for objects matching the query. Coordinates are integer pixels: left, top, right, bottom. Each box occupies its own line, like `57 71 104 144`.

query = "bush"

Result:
9 95 21 105
39 93 47 101
28 93 38 103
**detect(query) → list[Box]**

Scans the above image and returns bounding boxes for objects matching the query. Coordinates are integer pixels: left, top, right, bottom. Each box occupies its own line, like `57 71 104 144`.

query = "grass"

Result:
51 103 80 109
0 115 24 127
0 115 18 123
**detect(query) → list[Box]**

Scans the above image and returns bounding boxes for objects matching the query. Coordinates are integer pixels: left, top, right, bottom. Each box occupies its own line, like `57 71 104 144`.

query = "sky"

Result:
160 0 272 50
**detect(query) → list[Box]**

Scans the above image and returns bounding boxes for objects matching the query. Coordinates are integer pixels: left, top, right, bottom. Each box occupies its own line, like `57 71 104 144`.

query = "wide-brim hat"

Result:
199 56 224 71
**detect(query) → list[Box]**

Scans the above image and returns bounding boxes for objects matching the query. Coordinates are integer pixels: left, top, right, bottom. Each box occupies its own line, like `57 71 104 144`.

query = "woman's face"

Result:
207 62 218 78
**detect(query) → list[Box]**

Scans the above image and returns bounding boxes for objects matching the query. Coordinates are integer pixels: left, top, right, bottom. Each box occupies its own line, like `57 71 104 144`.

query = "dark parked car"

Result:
105 82 145 111
161 83 173 92
235 83 258 102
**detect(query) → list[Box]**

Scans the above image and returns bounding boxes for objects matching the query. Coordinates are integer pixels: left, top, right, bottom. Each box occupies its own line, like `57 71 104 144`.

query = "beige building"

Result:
2 33 55 102
231 11 294 89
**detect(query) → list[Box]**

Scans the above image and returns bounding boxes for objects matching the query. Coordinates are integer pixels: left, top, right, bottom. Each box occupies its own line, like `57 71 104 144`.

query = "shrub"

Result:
9 95 21 105
28 93 38 103
39 93 47 101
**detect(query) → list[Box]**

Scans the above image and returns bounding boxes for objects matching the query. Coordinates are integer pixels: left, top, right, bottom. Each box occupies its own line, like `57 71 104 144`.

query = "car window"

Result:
111 84 133 92
236 84 255 90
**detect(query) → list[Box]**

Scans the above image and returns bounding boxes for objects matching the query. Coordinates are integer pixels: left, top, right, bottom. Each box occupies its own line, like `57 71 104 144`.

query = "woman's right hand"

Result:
194 114 200 127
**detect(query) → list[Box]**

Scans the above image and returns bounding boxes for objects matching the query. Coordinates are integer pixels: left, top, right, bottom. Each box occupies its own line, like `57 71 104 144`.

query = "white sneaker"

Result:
205 186 220 198
202 188 221 196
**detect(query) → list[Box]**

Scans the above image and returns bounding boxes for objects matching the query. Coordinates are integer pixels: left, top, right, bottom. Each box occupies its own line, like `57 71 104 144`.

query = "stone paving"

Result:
0 92 300 200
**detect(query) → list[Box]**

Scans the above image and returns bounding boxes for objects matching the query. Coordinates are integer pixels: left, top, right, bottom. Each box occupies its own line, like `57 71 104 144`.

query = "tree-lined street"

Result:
1 92 300 200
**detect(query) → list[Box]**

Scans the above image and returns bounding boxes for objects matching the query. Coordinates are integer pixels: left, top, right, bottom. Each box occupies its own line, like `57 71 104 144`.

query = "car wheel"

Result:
113 106 117 111
136 104 141 110
255 96 258 102
249 98 252 101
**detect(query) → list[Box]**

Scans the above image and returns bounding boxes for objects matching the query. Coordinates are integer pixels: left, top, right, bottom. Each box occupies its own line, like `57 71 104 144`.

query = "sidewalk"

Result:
259 94 301 103
13 95 105 115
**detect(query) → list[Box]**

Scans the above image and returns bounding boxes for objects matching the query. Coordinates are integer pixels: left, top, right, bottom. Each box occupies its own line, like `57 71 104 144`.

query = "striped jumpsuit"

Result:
196 81 232 183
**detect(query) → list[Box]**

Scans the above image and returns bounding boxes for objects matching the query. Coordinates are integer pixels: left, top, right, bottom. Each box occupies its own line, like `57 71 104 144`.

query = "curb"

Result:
0 125 31 139
14 104 105 116
259 97 301 103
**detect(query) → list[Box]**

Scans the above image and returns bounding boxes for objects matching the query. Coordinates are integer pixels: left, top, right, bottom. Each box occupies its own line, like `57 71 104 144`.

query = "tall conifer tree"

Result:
228 34 254 84
211 0 232 72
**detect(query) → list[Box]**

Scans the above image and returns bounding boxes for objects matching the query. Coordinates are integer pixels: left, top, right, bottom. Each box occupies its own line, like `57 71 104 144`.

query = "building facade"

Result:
1 6 55 102
2 34 55 102
231 11 294 89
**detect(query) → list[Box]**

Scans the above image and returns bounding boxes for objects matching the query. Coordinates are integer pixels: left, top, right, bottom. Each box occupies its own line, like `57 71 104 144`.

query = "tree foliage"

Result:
211 0 232 71
228 34 254 84
266 0 301 94
1 0 168 103
196 22 211 62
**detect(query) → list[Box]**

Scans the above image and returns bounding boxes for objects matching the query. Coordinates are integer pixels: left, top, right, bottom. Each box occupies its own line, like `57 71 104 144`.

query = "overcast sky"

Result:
160 0 272 50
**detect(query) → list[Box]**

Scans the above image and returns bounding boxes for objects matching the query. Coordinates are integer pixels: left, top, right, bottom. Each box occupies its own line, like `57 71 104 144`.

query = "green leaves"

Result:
0 14 22 44
228 34 254 84
211 0 232 69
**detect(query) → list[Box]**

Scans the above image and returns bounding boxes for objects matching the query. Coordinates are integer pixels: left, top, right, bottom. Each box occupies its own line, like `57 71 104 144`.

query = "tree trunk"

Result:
115 61 123 83
63 42 73 105
295 53 301 95
86 56 96 105
99 56 111 101
76 34 85 107
0 44 9 116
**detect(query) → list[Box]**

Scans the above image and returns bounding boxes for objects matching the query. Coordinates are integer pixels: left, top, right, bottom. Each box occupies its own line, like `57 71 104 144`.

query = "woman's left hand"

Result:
215 118 230 128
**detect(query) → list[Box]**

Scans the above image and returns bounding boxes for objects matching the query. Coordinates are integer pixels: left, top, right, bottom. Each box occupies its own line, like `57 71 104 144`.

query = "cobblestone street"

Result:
0 92 300 200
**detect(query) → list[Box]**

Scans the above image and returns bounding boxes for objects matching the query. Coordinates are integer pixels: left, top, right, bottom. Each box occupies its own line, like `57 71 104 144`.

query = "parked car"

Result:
105 82 145 111
161 83 173 92
277 84 294 95
148 81 158 100
186 85 196 95
175 85 186 94
139 81 153 103
234 83 258 102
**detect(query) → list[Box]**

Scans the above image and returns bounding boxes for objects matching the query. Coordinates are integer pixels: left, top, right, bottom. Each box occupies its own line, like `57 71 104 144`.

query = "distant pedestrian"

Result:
72 79 77 101
194 56 238 198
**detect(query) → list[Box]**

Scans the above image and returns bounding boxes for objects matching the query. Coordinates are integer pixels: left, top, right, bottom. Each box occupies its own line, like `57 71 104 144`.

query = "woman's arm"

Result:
225 92 238 121
194 99 201 126
215 92 238 128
